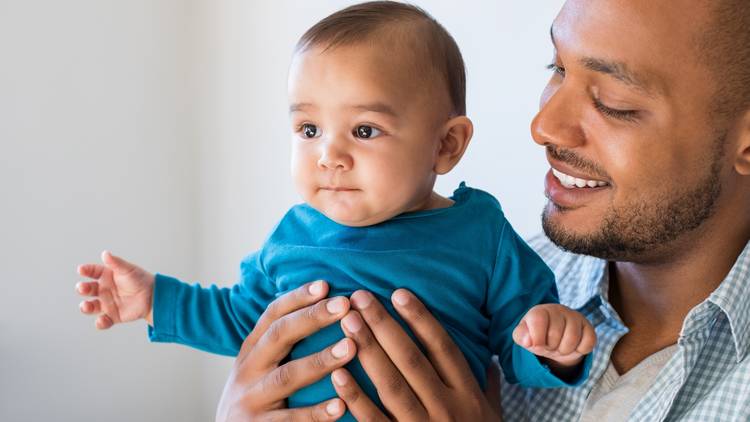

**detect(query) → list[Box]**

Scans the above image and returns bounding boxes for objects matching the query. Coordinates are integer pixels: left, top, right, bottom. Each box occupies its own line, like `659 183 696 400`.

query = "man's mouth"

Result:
551 168 609 189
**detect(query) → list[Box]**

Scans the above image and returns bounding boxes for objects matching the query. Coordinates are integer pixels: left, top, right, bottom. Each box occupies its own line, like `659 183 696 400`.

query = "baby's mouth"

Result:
320 186 358 192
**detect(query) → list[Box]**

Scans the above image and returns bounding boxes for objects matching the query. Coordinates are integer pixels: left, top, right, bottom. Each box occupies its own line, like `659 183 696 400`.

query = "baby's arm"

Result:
487 219 594 387
76 251 155 329
77 251 275 356
512 304 596 381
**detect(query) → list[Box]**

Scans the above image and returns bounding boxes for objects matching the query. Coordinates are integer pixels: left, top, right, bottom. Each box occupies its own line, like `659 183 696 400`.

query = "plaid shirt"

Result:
501 235 750 421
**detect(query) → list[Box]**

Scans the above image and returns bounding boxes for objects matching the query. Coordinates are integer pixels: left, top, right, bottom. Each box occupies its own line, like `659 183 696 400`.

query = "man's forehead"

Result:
548 0 715 98
549 24 665 97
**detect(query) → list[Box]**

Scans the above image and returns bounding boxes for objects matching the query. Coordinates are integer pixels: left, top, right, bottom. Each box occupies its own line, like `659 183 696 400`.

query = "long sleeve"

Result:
147 252 276 356
487 220 591 387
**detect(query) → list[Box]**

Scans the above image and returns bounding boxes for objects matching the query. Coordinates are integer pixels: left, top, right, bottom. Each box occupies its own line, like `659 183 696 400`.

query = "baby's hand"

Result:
76 251 155 329
513 304 596 372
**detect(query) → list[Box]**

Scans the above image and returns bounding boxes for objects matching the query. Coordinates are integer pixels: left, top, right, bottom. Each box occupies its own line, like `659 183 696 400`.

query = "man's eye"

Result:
354 125 382 139
546 63 566 77
593 98 640 123
301 123 321 139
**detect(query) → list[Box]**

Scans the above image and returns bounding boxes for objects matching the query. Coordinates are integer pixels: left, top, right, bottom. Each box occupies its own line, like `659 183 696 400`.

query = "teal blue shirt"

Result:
149 184 591 417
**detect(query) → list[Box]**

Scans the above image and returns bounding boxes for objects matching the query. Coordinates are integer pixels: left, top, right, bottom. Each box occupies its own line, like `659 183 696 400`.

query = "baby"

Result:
76 1 595 418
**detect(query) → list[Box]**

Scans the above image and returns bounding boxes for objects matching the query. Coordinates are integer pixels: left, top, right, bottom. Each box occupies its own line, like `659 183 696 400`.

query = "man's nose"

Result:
531 83 587 149
317 136 353 171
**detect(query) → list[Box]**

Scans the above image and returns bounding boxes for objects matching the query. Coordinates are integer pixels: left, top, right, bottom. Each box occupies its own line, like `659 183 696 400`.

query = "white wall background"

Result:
1 1 563 420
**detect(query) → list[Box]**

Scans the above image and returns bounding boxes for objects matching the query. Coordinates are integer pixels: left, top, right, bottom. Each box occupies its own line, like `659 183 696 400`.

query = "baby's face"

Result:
288 44 450 227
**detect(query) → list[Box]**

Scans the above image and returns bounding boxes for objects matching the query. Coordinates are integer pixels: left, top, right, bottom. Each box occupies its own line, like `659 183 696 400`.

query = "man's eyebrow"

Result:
550 24 660 97
580 57 659 96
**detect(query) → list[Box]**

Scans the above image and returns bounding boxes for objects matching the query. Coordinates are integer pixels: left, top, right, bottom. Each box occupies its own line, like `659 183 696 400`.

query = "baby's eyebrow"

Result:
350 102 399 117
289 102 315 114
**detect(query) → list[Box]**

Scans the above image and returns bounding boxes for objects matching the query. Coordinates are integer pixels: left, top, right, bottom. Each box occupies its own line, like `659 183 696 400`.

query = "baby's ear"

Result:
434 116 474 175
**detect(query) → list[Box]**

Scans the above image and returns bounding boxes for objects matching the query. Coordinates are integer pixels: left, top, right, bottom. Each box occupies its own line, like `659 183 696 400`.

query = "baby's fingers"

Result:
558 318 585 355
512 321 531 348
76 281 99 297
96 314 114 330
576 322 597 354
79 299 101 314
522 307 551 348
78 263 106 280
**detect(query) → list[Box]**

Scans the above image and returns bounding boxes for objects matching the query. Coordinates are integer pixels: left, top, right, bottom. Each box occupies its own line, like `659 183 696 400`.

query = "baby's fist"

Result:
513 304 596 369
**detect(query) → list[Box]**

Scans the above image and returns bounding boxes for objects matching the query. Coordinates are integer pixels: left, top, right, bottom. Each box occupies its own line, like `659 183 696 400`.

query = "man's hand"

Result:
512 304 596 372
76 251 155 328
332 289 503 421
216 281 356 422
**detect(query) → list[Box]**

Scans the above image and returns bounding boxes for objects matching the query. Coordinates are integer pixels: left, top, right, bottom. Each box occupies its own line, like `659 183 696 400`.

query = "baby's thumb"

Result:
101 251 136 274
512 320 531 348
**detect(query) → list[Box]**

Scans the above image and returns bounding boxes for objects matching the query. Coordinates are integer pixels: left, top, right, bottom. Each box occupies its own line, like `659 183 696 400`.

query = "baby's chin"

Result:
314 203 397 227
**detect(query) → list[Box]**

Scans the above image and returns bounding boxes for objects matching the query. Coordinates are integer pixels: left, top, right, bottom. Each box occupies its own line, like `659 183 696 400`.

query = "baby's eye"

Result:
301 123 321 139
354 125 382 139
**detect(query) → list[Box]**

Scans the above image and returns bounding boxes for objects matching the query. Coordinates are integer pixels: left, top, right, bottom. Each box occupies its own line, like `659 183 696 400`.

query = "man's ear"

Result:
434 116 474 175
734 109 750 175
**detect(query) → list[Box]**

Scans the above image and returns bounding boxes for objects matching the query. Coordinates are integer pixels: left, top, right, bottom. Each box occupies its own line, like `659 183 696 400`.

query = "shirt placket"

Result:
629 305 717 421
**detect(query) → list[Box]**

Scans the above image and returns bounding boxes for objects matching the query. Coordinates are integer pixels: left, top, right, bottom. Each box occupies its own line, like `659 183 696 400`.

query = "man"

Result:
217 0 750 420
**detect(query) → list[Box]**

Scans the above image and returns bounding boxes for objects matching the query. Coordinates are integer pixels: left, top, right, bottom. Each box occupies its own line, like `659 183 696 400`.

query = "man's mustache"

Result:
546 146 610 180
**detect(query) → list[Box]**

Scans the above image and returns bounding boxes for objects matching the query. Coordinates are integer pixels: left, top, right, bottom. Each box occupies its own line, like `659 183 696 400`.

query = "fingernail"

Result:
332 370 348 386
352 291 373 309
326 400 342 415
392 290 410 306
308 281 324 296
326 297 346 314
331 339 349 358
342 313 362 333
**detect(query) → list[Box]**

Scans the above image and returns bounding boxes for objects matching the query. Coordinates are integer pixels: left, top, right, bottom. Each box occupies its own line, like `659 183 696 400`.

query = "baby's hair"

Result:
296 1 466 116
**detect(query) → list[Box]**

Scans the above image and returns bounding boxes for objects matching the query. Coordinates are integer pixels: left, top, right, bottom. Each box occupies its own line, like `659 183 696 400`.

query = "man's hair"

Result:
701 0 750 118
296 1 466 116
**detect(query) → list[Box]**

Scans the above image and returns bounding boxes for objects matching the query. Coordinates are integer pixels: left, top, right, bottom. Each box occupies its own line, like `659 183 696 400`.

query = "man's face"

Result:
535 0 729 261
287 44 447 227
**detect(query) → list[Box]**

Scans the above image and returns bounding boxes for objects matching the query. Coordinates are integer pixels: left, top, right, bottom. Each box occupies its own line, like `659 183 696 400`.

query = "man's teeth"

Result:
552 168 608 189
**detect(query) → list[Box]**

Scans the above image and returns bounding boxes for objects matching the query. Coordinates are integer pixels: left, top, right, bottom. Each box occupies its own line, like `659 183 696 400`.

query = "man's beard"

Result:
542 135 725 261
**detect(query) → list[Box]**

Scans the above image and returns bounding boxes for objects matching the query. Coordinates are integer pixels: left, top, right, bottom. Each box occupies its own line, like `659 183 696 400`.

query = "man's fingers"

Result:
76 281 99 297
242 281 330 353
248 338 356 405
247 296 350 369
77 264 106 280
391 289 477 391
79 299 101 314
351 290 444 402
332 369 389 422
340 310 427 420
260 399 346 422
